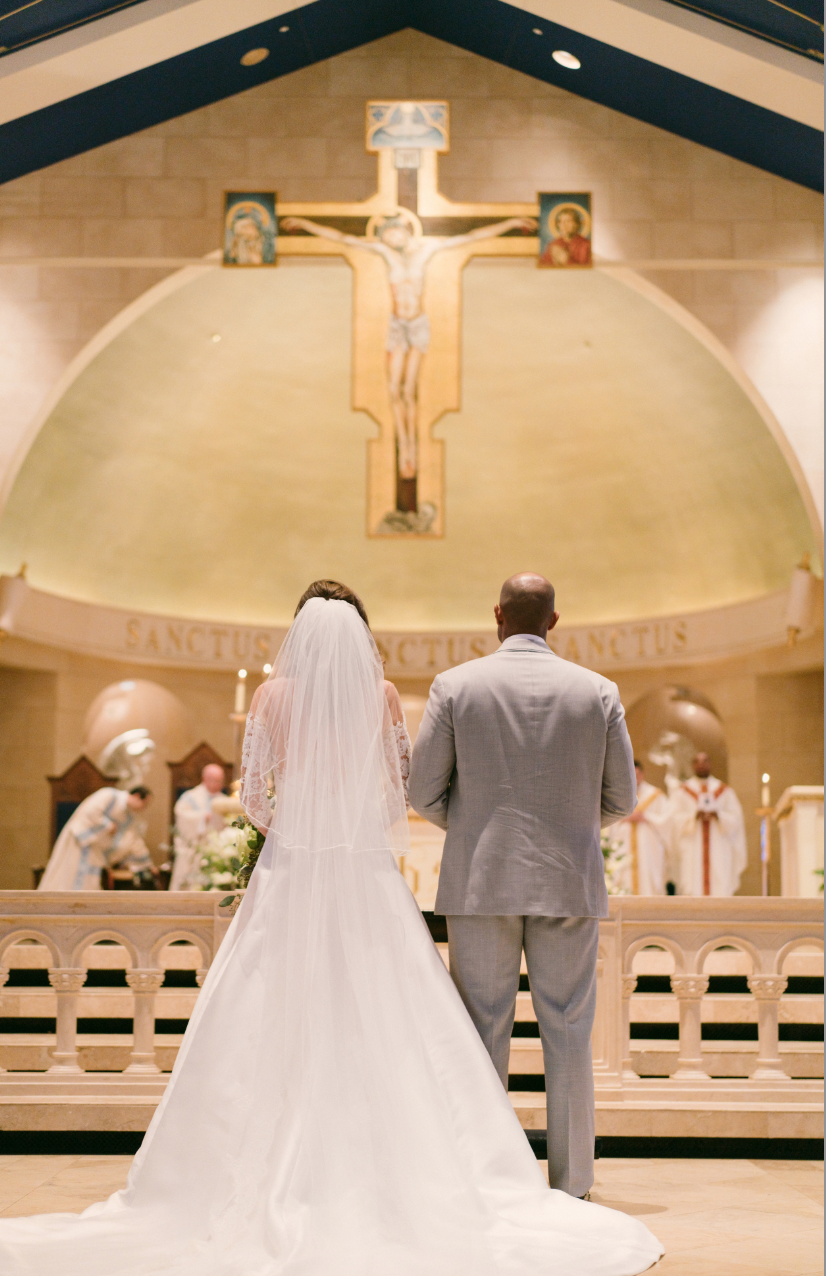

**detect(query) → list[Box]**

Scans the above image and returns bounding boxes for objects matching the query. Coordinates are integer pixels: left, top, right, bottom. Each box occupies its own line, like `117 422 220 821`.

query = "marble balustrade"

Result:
0 893 228 1077
0 893 821 1138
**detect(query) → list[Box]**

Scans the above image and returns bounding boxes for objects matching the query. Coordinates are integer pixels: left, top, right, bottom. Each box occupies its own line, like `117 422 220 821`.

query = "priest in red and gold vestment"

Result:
670 752 747 896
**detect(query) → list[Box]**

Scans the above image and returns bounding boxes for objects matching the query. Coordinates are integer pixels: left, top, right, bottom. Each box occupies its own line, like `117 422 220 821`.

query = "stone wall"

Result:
757 669 825 894
0 666 56 889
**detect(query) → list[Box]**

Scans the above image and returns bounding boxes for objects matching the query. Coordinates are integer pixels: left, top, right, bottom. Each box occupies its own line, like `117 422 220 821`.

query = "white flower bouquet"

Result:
195 817 267 911
197 824 246 892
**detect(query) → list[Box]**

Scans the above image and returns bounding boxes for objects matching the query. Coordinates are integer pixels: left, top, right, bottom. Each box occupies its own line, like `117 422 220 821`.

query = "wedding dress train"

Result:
0 600 662 1275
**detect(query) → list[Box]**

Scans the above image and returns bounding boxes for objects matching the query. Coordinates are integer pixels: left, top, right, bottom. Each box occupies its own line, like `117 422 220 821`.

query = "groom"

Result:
408 573 636 1198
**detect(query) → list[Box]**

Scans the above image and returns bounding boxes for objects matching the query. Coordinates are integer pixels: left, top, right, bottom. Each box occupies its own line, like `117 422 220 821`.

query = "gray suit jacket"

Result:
407 636 636 918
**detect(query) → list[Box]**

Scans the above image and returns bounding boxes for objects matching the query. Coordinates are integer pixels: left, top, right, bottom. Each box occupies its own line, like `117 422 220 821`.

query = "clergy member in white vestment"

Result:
170 763 226 890
607 761 671 895
38 786 153 890
670 751 747 896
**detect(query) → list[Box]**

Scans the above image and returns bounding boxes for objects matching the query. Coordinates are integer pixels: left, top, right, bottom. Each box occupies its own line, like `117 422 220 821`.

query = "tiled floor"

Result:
588 1158 824 1276
0 1155 821 1273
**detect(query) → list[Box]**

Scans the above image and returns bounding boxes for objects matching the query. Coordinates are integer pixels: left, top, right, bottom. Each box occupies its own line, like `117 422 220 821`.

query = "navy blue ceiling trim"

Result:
2 0 821 62
0 0 148 57
0 0 821 192
660 0 823 63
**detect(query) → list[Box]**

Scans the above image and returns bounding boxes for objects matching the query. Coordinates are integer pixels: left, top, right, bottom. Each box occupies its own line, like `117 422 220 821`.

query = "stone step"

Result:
509 1037 823 1079
511 1079 825 1139
0 1072 820 1140
0 1073 168 1097
0 1034 184 1072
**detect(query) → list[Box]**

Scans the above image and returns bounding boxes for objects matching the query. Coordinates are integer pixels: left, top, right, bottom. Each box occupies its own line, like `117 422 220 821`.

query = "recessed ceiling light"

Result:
279 25 289 32
533 28 543 35
552 49 581 69
240 47 269 67
211 333 221 343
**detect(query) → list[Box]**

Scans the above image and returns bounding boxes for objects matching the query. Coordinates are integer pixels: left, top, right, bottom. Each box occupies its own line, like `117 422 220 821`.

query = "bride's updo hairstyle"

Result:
295 579 369 628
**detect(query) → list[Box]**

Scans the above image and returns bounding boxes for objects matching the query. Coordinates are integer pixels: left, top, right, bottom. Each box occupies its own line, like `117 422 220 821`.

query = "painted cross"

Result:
276 101 539 538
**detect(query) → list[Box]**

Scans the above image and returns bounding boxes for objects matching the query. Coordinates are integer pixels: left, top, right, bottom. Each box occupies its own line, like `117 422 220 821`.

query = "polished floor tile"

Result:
0 1155 130 1218
0 1154 820 1275
588 1158 824 1276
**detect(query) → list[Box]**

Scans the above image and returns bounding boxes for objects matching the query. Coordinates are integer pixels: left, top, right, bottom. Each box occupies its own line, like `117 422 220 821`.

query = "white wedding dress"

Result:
0 599 662 1275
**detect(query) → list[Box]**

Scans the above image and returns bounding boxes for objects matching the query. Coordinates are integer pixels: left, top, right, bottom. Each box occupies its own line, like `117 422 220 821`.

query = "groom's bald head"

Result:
495 573 558 641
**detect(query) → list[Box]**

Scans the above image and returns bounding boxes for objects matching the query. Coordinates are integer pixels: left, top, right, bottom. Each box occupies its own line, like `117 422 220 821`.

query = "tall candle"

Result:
234 669 247 714
761 773 771 808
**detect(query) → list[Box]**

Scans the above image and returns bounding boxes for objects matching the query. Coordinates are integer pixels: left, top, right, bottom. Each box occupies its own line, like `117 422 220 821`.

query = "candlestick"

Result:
234 669 247 714
759 773 771 897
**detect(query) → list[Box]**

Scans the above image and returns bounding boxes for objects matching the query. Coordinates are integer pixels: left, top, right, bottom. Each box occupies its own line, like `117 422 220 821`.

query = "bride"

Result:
0 582 662 1275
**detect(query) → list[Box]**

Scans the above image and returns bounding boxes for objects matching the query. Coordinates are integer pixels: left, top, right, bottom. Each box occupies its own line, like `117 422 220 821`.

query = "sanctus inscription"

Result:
125 618 276 665
121 616 688 674
6 574 779 675
548 620 688 667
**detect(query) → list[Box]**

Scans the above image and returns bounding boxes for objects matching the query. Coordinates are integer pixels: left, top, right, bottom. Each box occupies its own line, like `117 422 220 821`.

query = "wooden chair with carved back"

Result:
167 742 233 826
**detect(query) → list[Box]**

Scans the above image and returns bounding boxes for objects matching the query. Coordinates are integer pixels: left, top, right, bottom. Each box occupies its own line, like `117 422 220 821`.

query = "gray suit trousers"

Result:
446 914 598 1198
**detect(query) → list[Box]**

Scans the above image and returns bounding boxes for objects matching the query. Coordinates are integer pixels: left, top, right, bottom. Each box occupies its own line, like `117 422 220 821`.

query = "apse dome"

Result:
0 261 816 631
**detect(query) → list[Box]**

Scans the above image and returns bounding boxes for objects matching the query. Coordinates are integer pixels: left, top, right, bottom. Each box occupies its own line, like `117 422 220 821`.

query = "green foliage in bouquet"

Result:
216 818 266 910
234 817 266 887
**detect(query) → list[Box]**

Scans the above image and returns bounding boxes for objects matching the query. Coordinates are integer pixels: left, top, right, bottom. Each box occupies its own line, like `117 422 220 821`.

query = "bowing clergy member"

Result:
607 760 671 894
670 751 747 896
170 764 226 890
39 786 154 890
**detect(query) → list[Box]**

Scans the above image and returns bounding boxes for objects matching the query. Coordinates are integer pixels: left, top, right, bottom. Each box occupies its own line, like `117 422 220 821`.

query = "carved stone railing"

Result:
0 892 229 1077
0 893 820 1138
589 896 822 1106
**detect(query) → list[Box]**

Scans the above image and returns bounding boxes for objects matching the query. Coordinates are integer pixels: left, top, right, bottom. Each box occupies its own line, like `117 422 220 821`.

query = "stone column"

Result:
671 974 710 1080
125 969 165 1074
0 969 8 1073
621 973 639 1080
47 968 87 1074
748 974 790 1081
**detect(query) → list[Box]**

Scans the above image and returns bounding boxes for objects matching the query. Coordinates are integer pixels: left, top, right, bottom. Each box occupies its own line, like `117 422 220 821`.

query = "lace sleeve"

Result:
240 711 276 832
394 719 412 809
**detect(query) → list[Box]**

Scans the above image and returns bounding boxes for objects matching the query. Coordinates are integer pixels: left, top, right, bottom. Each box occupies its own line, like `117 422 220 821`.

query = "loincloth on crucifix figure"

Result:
281 209 534 533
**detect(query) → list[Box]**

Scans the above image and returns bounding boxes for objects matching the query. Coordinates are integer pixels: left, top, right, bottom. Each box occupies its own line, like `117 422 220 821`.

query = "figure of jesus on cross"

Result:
281 211 535 517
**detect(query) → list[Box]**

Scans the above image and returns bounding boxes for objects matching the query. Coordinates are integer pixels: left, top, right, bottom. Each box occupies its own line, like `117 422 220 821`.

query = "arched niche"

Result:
626 685 728 788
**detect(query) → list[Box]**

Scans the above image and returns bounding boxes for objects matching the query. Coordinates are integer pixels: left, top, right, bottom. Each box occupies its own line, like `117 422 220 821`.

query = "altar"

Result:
777 787 824 897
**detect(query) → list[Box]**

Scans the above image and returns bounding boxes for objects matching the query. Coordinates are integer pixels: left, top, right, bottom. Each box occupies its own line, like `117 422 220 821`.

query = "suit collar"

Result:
497 634 553 654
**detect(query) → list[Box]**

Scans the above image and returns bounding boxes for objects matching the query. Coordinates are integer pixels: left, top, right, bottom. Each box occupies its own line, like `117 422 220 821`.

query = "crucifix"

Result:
276 101 538 538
